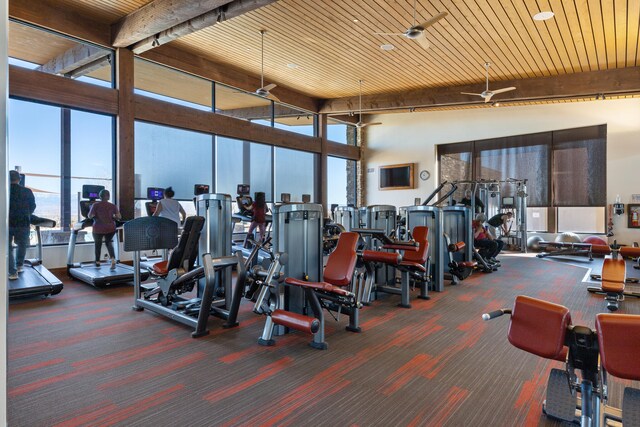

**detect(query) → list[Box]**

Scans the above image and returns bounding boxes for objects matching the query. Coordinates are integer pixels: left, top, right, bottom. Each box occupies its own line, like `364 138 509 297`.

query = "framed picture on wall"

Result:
628 204 640 228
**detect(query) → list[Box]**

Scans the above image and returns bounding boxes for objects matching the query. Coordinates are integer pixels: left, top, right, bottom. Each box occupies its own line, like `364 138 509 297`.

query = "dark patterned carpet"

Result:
8 255 640 426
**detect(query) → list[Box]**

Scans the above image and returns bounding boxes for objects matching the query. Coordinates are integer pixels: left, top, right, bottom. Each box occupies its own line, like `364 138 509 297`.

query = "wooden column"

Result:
116 48 135 219
317 114 328 212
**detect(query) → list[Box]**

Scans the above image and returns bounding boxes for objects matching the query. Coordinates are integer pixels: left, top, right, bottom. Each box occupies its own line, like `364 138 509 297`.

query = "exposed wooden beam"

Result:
36 44 109 76
129 0 279 54
140 45 319 113
9 0 110 47
326 141 359 161
320 67 640 114
135 94 321 154
9 65 118 114
66 56 111 79
112 0 234 48
221 104 300 120
115 48 135 220
327 115 359 125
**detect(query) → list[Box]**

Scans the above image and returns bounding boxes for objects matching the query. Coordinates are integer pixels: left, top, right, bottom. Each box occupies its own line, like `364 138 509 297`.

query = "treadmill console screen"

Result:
237 184 250 195
147 187 164 201
194 184 209 195
82 184 105 200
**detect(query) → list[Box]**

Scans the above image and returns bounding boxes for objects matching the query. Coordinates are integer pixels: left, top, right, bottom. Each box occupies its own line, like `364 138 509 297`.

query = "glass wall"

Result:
134 122 213 219
134 59 212 111
327 156 348 208
327 118 356 145
8 99 115 245
274 148 316 202
273 105 315 136
216 136 273 201
9 20 113 88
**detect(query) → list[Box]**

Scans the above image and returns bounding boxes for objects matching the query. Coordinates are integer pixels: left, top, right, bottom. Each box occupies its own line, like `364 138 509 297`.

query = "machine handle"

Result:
482 309 512 321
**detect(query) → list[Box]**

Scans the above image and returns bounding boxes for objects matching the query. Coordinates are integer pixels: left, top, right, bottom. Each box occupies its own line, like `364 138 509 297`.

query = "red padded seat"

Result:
285 232 358 295
596 313 640 380
403 226 429 265
152 260 169 276
323 232 359 286
601 258 626 293
621 247 640 258
591 245 612 256
508 296 571 361
363 250 401 265
449 241 466 253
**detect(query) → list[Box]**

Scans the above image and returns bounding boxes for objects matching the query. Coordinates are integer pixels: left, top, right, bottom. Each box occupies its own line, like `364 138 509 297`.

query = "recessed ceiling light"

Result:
380 44 395 51
286 63 299 69
353 18 359 23
533 11 554 21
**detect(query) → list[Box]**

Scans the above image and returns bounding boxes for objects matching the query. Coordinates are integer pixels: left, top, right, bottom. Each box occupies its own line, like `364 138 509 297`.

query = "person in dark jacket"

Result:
8 170 36 280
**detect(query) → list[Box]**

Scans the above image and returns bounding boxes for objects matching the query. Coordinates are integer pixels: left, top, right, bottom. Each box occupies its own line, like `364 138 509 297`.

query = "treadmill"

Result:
231 184 272 266
67 184 149 287
9 215 64 299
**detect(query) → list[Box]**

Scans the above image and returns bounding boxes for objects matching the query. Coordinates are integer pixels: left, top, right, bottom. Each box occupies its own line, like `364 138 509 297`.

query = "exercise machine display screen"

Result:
194 184 209 195
502 196 514 207
82 184 105 199
237 184 250 195
147 187 164 201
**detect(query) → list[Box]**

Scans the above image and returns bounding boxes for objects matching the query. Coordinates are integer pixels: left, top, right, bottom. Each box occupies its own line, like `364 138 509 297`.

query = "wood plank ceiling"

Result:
11 0 640 110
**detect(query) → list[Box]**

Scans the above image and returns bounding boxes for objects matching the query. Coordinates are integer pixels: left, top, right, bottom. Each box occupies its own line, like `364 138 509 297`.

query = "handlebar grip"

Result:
482 309 511 321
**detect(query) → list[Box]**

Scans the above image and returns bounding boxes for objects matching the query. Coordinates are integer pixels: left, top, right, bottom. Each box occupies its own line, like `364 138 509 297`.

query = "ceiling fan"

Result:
255 30 279 101
356 80 381 129
461 62 516 103
374 1 447 50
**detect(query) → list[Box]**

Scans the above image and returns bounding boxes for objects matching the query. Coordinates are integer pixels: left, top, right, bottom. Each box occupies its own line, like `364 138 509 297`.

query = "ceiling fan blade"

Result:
484 94 493 103
415 11 448 30
262 83 277 91
368 122 383 126
266 93 280 102
460 92 482 96
490 87 516 95
414 34 430 50
374 32 405 36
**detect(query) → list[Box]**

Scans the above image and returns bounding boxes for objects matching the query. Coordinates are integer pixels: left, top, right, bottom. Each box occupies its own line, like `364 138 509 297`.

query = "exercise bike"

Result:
484 295 640 426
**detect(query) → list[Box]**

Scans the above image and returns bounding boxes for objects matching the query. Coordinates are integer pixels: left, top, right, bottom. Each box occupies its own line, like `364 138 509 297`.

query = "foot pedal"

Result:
544 368 576 422
623 387 640 427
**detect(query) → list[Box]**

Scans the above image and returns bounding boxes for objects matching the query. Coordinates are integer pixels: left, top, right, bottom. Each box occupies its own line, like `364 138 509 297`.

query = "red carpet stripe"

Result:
52 403 120 427
204 357 293 402
10 358 65 375
24 307 112 327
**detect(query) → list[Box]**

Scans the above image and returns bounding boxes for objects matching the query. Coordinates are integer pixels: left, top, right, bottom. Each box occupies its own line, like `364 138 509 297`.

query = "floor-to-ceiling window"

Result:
274 147 316 203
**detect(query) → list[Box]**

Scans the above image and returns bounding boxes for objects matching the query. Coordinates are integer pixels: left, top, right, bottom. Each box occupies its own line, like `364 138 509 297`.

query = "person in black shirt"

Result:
8 170 36 280
487 211 513 239
460 190 485 213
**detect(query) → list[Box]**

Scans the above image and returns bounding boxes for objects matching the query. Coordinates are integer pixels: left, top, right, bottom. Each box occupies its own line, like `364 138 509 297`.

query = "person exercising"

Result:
474 214 504 263
246 191 267 243
153 186 186 227
88 189 121 269
8 170 36 280
487 211 513 239
460 189 485 213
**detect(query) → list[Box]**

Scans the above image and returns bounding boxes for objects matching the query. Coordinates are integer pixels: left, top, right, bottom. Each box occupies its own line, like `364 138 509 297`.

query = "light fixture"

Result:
286 63 299 69
353 18 359 23
533 11 554 21
492 101 501 107
409 107 416 112
380 44 395 51
596 93 606 100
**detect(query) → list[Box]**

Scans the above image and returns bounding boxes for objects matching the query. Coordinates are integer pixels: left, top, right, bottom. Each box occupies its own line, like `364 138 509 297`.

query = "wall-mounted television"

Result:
379 163 414 190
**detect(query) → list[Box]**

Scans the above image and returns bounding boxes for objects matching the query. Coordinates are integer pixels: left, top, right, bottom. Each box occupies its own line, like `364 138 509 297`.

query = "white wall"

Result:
365 98 640 244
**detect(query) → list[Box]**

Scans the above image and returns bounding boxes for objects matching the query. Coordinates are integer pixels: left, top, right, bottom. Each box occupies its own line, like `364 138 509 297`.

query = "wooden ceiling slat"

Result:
614 0 628 67
627 0 640 67
585 1 608 69
556 0 594 71
600 0 618 68
473 0 538 78
449 0 523 78
484 0 545 77
573 0 600 70
546 0 585 72
532 0 576 73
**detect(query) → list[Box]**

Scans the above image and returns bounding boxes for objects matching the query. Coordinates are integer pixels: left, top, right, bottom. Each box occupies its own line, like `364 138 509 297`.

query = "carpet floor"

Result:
8 255 640 426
